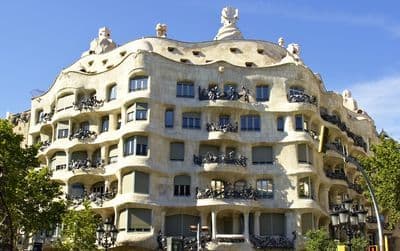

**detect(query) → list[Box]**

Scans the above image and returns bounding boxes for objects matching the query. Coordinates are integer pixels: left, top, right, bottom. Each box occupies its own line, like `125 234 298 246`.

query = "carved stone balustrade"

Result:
198 86 250 102
196 186 271 200
250 234 296 249
287 89 317 105
69 129 97 141
193 152 247 167
73 95 104 111
206 122 238 133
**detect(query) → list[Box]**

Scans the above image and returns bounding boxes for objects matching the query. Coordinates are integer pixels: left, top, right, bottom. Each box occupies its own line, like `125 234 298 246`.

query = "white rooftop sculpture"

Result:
214 7 243 40
156 23 168 38
82 27 117 57
342 89 359 111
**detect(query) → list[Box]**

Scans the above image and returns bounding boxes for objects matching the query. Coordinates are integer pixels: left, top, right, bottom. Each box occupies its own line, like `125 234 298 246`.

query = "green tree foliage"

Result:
304 228 336 251
351 236 369 251
0 119 66 248
56 201 100 251
359 136 400 228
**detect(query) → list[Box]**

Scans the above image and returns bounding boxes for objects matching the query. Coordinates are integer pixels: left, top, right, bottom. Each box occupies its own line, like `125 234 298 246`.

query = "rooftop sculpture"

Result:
214 7 243 40
82 27 117 57
155 23 167 38
342 89 358 111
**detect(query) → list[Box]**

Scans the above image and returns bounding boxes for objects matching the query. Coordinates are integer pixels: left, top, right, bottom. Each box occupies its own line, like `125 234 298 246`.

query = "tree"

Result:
359 135 400 228
55 201 101 251
304 228 336 251
351 236 369 251
0 119 66 249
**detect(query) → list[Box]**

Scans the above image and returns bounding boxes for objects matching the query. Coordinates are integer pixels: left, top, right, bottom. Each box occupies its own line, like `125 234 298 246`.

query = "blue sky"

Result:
1 1 399 139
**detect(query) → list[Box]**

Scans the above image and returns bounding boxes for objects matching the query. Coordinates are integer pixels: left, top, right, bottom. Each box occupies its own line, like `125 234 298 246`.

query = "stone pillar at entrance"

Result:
254 211 260 236
244 212 249 241
211 211 217 240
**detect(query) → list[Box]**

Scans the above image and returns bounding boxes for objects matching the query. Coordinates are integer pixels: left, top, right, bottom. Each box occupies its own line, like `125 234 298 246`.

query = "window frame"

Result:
176 82 195 98
240 115 261 131
182 112 201 129
107 84 117 101
165 109 174 128
129 76 148 92
256 85 270 101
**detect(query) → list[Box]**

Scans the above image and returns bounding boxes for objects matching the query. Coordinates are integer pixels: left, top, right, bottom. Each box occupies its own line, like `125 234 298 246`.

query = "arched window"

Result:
174 175 191 196
107 84 117 101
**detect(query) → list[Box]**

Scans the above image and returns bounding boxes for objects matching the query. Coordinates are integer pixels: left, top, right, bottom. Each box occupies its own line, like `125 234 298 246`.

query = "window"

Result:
50 151 66 170
301 213 315 234
277 116 284 132
165 109 174 128
174 175 191 196
224 83 237 93
136 103 148 120
123 136 148 156
256 179 274 198
126 104 135 122
240 115 260 131
122 171 149 194
36 109 43 124
91 182 105 194
56 93 74 112
170 142 184 161
298 144 313 164
108 144 118 163
211 180 225 198
259 213 285 236
176 82 194 98
252 146 273 164
234 180 246 191
129 76 148 92
118 209 127 231
127 208 152 232
80 121 89 131
107 84 117 101
101 116 109 133
182 112 201 129
165 214 199 237
298 177 313 199
295 115 303 131
256 85 270 101
57 121 69 139
70 183 84 198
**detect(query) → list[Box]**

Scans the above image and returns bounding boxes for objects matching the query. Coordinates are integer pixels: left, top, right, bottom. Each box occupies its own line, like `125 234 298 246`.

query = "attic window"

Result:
120 51 127 57
180 58 190 64
230 47 240 53
192 50 201 56
205 60 213 63
80 68 87 73
88 61 94 66
257 48 264 54
245 62 255 67
167 47 175 52
102 59 108 65
107 65 114 69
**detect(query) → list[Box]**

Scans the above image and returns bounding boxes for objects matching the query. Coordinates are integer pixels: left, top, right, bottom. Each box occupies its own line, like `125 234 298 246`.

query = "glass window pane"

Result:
165 109 174 128
295 115 303 131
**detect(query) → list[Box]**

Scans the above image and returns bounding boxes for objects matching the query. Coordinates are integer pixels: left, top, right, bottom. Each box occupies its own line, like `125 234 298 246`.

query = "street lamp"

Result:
96 218 118 250
330 198 368 251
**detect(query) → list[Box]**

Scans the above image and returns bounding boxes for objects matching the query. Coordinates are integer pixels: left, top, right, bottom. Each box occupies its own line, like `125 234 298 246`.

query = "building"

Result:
8 6 399 251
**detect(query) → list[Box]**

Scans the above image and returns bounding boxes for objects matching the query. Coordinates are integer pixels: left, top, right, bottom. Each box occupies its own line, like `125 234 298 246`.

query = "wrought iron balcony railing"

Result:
287 89 317 105
347 180 363 194
206 122 238 133
250 233 296 249
366 216 377 224
68 159 105 170
198 86 250 102
193 152 247 167
325 142 346 156
196 186 272 200
73 95 104 111
66 190 116 206
39 112 53 123
39 140 51 151
69 129 97 141
157 232 211 251
54 164 67 171
320 112 367 151
325 170 347 180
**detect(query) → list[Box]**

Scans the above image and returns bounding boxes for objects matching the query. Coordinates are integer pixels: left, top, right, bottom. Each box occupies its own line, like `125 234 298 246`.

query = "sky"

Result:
0 1 399 139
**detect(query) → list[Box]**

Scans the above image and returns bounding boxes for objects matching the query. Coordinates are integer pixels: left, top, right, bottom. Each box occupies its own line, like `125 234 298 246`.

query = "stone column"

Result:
109 113 116 131
254 211 260 236
161 211 166 233
117 169 123 194
244 212 249 241
321 186 330 212
211 210 217 240
200 211 208 227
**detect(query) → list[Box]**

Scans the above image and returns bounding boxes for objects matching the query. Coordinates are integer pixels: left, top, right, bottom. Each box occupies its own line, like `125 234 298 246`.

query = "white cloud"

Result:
349 75 400 140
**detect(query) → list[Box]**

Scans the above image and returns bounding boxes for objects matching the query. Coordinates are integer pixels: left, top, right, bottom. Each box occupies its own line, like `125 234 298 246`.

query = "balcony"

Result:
69 129 97 141
73 95 104 111
193 152 247 167
66 190 116 207
39 112 53 123
39 140 51 151
198 86 250 102
206 122 238 133
250 234 295 249
325 142 346 156
68 159 104 171
366 216 377 224
196 186 272 200
287 89 317 105
347 180 363 194
325 170 347 181
158 232 211 251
